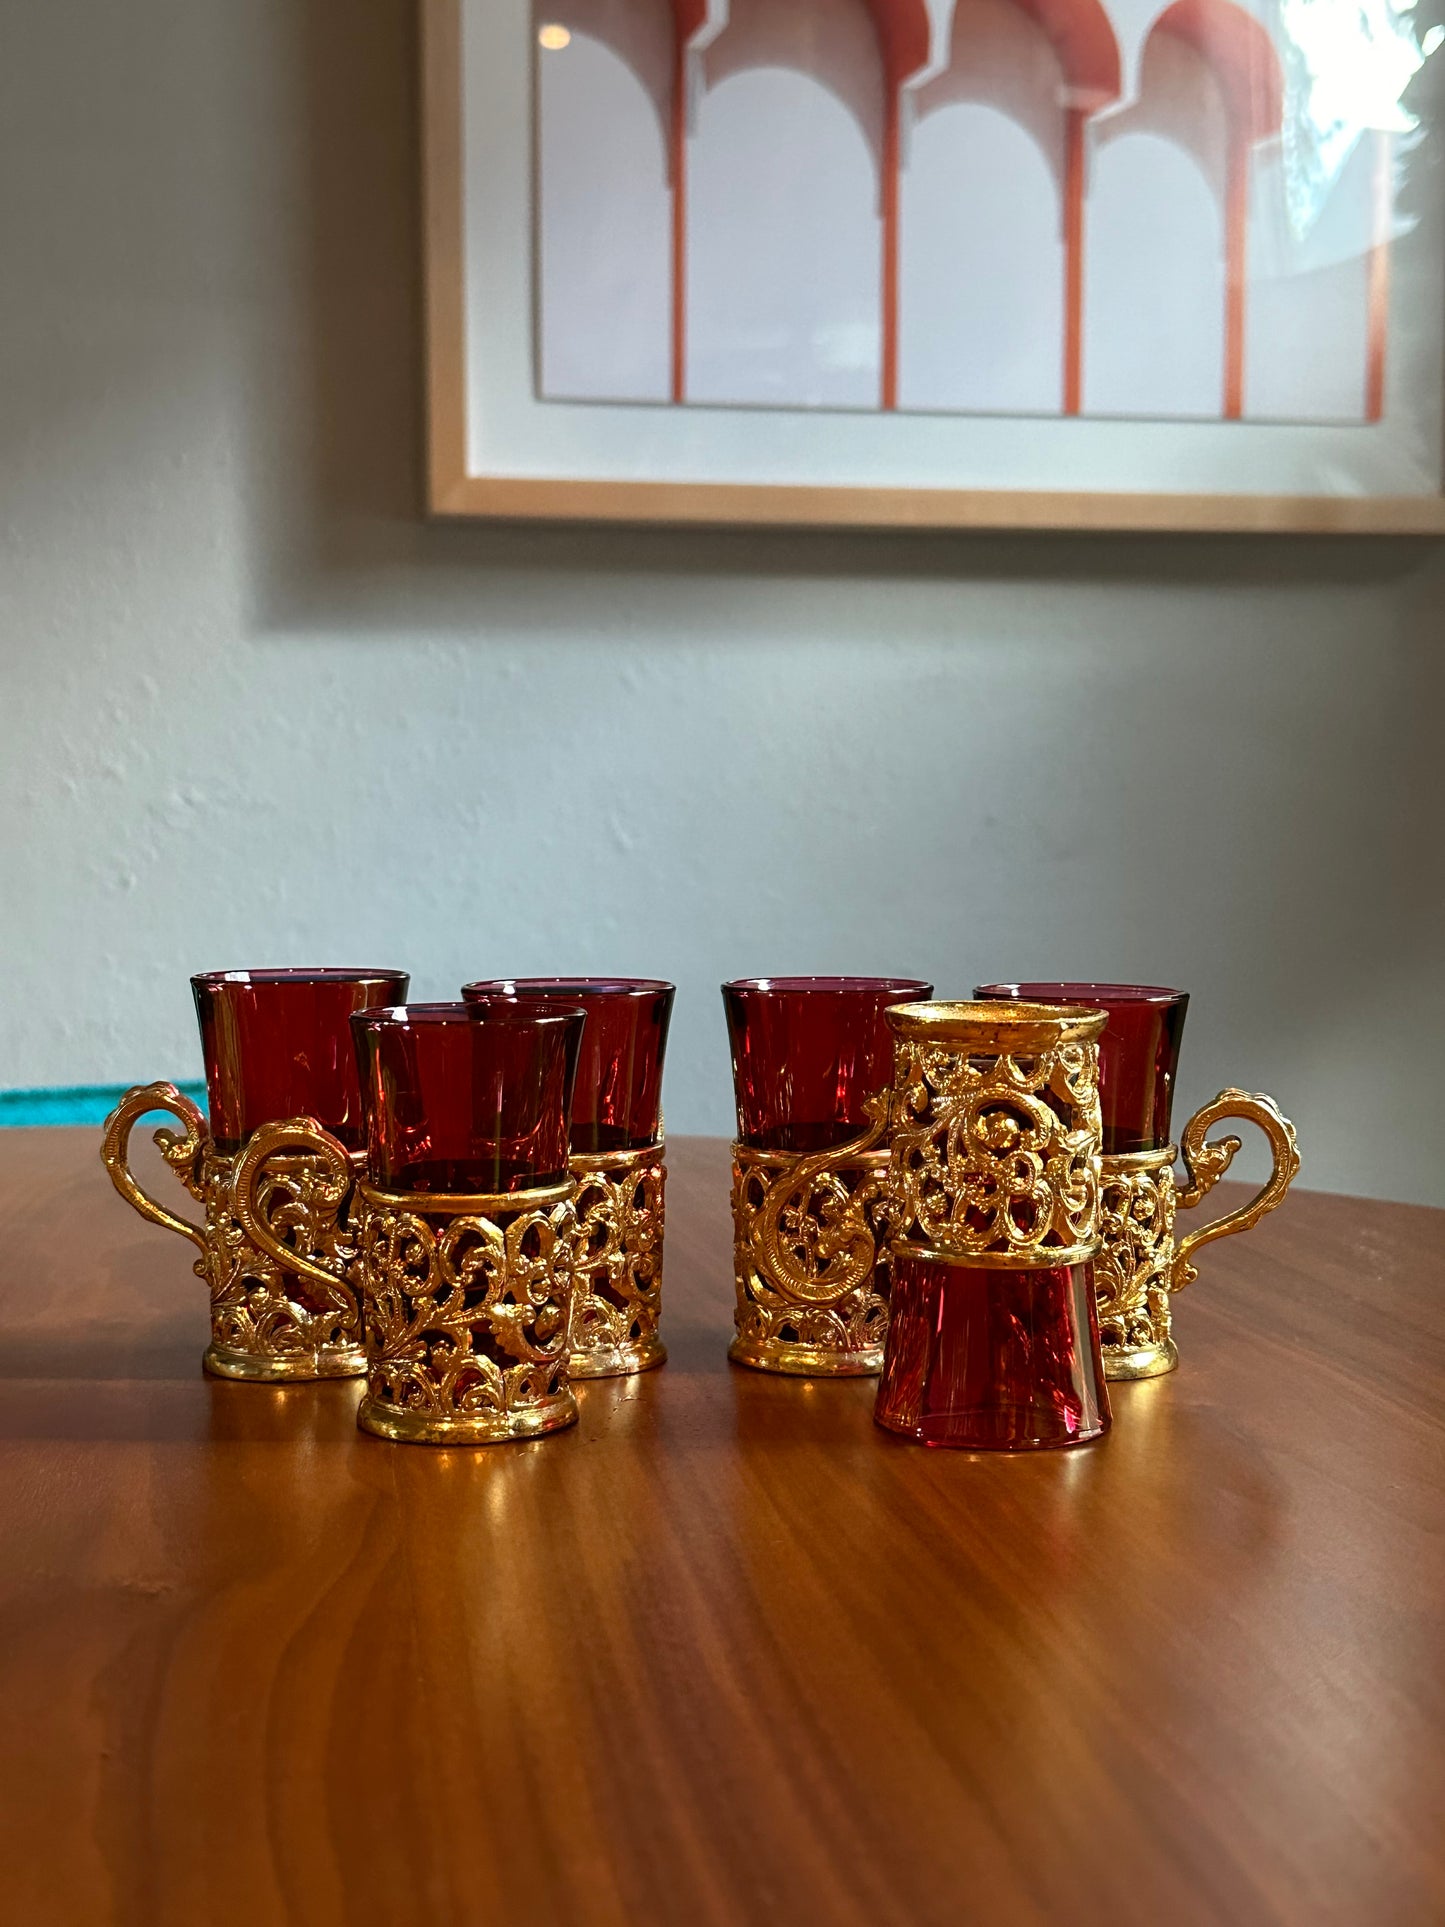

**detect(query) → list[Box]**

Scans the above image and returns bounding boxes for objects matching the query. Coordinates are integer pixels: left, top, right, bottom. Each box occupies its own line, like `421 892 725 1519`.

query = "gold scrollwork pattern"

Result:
887 1040 1103 1264
213 1140 364 1378
101 1086 366 1381
1172 1089 1301 1290
355 1187 579 1443
730 1104 892 1375
101 1081 209 1253
1095 1151 1178 1368
569 1146 666 1378
1096 1090 1300 1380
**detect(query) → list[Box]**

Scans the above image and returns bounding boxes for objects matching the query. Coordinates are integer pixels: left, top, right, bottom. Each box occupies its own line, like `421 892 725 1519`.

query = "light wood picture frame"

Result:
424 0 1445 533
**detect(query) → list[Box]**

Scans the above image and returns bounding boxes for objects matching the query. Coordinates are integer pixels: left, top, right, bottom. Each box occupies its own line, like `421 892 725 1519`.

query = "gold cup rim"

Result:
884 999 1109 1050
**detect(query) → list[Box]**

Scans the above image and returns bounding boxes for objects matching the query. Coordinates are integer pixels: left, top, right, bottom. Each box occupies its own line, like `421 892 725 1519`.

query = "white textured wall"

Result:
2 1 1442 1203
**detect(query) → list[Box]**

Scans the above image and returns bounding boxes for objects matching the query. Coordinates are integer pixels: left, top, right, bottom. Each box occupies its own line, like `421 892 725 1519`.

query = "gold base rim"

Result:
568 1339 668 1380
728 1336 882 1378
731 1142 892 1175
1104 1338 1180 1381
570 1140 665 1176
203 1342 367 1383
356 1390 579 1445
893 1238 1099 1271
1101 1145 1178 1173
357 1175 574 1215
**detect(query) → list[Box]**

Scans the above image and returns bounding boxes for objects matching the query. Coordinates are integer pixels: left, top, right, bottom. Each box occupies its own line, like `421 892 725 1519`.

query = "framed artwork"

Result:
423 0 1445 531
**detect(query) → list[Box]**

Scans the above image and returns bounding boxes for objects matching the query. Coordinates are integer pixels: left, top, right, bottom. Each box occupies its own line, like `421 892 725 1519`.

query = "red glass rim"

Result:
191 968 408 989
350 999 584 1192
464 977 674 1000
723 974 933 1152
466 979 671 1153
192 968 411 1153
976 981 1186 1006
722 976 933 996
975 981 1189 1154
353 999 587 1032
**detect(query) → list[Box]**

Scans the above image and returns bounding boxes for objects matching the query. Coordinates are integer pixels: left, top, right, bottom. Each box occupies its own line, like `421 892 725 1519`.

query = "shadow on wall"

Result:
240 0 1445 637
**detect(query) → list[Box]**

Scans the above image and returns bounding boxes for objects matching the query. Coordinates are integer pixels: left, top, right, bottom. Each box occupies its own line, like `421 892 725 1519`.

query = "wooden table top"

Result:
0 1128 1441 1926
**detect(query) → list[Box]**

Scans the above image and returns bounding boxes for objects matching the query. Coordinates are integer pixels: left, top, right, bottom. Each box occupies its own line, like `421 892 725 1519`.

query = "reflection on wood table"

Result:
0 1129 1441 1926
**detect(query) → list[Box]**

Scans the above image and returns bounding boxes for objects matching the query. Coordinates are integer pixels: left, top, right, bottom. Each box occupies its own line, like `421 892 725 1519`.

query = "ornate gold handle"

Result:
754 1092 890 1307
231 1117 356 1297
100 1081 209 1255
1171 1088 1300 1291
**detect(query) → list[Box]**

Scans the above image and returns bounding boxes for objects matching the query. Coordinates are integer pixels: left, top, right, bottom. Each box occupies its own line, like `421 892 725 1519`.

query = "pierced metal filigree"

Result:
354 1184 579 1443
1095 1149 1178 1375
101 1084 366 1381
729 1101 891 1376
1097 1089 1301 1380
569 1145 666 1378
887 1033 1103 1266
202 1145 362 1377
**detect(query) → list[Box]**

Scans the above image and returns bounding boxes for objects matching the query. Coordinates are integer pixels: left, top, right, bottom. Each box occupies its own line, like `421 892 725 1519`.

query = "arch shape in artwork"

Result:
900 100 1066 413
536 19 674 402
688 0 933 409
700 0 935 168
1011 0 1121 109
907 0 1120 413
686 62 885 406
1106 0 1284 417
1085 130 1226 416
1148 0 1281 145
539 0 676 122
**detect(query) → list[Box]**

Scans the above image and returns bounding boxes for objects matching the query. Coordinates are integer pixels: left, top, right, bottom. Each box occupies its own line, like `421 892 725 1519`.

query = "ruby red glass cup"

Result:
349 1000 585 1193
192 968 410 1154
462 979 673 1153
721 977 934 1153
878 1256 1110 1450
975 982 1189 1155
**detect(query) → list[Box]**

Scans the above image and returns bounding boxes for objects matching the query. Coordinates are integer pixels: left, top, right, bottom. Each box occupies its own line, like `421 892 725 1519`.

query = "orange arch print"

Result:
1147 0 1284 420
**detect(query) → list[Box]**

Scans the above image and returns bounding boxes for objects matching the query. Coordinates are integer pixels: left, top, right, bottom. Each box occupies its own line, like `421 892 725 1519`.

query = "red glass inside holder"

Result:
975 982 1189 1155
462 979 673 1153
722 977 933 1153
350 1000 584 1194
875 1255 1111 1450
192 968 409 1154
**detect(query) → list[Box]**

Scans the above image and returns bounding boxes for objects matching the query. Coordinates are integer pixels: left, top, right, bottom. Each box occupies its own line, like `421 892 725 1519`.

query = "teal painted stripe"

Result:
0 1082 208 1128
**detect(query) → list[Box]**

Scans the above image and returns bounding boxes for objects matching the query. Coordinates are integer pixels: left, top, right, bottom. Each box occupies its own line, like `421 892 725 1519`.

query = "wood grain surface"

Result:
0 1128 1442 1926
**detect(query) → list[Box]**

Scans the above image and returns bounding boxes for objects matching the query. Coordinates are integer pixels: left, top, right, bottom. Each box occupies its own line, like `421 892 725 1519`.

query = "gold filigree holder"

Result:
1096 1146 1179 1379
569 1142 666 1379
1097 1089 1301 1380
353 1178 579 1444
885 1002 1108 1268
729 1100 891 1376
234 1120 583 1445
101 1083 366 1382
